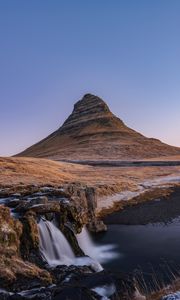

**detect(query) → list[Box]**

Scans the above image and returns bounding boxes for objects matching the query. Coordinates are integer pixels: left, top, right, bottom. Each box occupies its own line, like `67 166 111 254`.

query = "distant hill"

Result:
17 94 180 160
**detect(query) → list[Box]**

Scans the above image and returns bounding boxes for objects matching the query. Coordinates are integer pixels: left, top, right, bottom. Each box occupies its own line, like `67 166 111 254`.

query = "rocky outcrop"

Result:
20 210 41 264
0 205 22 257
0 206 52 291
63 183 107 232
0 264 143 300
0 184 106 265
17 94 180 160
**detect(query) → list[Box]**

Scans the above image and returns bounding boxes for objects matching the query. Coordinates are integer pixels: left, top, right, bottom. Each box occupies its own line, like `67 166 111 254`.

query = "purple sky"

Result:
0 0 180 156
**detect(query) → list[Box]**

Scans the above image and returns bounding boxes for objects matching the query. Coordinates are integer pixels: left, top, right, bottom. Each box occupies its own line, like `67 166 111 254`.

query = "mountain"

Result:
17 94 180 160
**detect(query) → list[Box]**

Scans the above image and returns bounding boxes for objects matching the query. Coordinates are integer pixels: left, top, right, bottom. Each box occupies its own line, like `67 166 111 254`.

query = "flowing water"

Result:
38 219 75 266
38 219 115 271
76 226 119 263
38 215 180 291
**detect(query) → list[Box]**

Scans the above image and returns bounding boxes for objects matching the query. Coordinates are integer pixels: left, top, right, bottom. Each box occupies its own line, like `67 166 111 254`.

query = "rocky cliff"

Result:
17 94 180 160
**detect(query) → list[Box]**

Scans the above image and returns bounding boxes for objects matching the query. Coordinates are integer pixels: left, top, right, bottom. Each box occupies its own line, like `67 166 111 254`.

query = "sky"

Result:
0 0 180 156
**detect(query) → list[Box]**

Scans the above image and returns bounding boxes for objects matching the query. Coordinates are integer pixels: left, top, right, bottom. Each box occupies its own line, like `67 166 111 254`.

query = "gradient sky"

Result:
0 0 180 156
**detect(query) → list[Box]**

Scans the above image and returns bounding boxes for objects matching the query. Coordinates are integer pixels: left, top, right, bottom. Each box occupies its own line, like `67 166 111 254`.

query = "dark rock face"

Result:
63 184 107 233
17 93 180 160
20 210 41 263
0 267 139 300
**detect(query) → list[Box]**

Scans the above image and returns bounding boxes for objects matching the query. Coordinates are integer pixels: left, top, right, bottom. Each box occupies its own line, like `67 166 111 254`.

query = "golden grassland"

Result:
0 156 180 194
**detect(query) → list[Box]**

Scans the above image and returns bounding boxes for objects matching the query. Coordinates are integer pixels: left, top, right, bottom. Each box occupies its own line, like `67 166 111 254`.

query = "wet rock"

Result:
63 184 107 233
28 202 61 214
51 265 93 284
39 187 66 197
4 199 21 209
11 194 21 198
0 289 13 300
73 270 115 289
57 200 84 234
20 211 41 264
60 225 84 256
14 196 50 212
111 272 137 300
25 196 48 205
51 267 131 299
9 291 51 300
162 291 180 300
13 195 66 215
6 286 54 299
87 219 107 233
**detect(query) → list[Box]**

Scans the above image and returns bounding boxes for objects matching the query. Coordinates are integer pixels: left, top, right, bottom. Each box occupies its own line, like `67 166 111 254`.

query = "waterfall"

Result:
38 218 75 266
76 226 119 263
38 219 117 271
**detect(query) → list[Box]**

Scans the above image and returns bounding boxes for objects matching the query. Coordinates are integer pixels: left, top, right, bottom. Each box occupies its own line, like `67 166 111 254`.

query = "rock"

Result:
110 271 138 300
0 206 52 292
0 205 22 256
63 184 107 233
59 223 84 256
26 196 49 205
20 211 41 264
87 219 107 233
51 265 93 284
0 289 13 300
4 199 21 209
10 287 52 300
28 202 60 214
162 292 180 300
51 267 138 300
13 196 61 214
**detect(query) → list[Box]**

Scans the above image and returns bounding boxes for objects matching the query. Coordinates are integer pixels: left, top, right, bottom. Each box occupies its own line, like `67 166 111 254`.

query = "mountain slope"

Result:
17 94 180 160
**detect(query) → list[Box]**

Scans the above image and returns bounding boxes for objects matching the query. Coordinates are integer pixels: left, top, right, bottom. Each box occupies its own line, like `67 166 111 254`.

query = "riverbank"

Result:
103 186 180 225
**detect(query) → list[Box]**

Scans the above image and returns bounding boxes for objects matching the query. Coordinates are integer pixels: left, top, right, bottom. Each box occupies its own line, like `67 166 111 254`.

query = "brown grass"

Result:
0 157 180 194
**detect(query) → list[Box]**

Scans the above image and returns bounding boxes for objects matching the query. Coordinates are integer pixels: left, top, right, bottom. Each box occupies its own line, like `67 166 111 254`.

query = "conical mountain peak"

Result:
73 94 111 115
17 94 180 160
59 94 120 133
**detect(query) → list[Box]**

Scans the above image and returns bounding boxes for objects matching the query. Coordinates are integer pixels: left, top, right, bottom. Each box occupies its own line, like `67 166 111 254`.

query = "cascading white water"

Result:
38 219 117 272
76 226 119 263
38 219 75 266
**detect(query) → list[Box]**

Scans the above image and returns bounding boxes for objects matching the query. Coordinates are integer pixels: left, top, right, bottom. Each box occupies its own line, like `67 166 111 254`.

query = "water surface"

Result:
92 219 180 290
